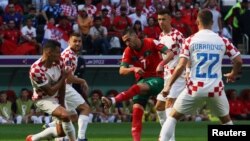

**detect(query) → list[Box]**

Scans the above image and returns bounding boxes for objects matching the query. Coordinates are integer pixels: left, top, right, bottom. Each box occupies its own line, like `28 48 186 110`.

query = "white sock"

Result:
223 120 233 125
159 116 177 141
165 108 175 141
156 111 166 126
62 121 76 140
48 120 56 127
16 115 22 124
78 115 89 139
32 127 58 140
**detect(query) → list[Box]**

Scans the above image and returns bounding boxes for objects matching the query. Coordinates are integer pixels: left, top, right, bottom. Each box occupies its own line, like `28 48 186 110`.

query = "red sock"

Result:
131 107 143 141
115 85 140 103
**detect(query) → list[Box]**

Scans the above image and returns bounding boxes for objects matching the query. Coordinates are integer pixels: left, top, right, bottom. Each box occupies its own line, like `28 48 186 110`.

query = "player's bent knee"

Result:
78 103 91 114
155 101 166 111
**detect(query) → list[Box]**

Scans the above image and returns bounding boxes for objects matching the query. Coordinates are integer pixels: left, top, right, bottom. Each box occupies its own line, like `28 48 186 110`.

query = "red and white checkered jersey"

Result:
180 29 240 96
159 28 185 77
29 58 64 97
61 47 78 75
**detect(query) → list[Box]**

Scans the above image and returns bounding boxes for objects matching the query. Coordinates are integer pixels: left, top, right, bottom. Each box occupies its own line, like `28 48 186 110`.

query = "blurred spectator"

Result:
3 3 23 28
5 0 24 14
41 0 62 24
143 17 161 39
78 0 97 18
43 17 69 51
115 0 133 16
128 6 147 29
112 6 132 38
88 89 103 122
32 0 48 14
224 0 249 47
73 5 93 54
169 0 179 17
14 88 35 124
101 8 112 31
133 20 144 39
96 0 113 17
21 17 40 54
89 16 111 55
136 0 149 16
240 89 250 120
171 10 192 38
60 0 77 23
122 99 132 122
0 90 14 124
1 19 21 44
226 89 247 120
180 0 198 34
207 0 222 34
148 0 160 18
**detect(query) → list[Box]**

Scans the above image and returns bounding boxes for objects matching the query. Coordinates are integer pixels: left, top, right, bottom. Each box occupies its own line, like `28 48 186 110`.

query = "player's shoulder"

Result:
30 59 43 70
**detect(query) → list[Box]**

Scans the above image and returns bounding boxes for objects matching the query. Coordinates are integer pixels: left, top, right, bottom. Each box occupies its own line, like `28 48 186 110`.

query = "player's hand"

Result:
62 67 72 79
162 85 171 97
223 72 236 83
134 67 145 75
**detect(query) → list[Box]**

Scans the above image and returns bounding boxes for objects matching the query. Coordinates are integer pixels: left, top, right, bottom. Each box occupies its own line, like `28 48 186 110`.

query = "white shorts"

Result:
65 84 85 113
157 77 186 101
35 97 60 115
173 89 229 117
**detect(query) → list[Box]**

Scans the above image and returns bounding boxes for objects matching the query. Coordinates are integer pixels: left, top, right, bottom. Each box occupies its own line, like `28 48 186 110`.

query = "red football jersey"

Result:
121 38 167 81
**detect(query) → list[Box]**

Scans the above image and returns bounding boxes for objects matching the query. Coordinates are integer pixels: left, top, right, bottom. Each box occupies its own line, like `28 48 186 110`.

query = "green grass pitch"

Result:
0 121 249 141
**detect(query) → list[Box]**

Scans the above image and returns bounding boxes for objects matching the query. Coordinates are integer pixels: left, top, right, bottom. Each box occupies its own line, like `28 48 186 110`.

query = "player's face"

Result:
69 36 82 53
122 33 140 50
158 14 171 30
47 46 61 63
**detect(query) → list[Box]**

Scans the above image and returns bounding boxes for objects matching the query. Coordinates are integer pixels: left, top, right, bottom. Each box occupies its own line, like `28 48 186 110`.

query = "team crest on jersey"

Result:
144 50 151 57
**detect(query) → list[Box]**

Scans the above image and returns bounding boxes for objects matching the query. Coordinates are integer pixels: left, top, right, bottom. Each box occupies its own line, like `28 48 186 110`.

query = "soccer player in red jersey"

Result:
102 28 173 141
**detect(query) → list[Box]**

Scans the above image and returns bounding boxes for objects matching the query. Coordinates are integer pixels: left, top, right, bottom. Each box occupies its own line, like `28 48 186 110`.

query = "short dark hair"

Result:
157 9 171 16
70 32 81 38
123 28 137 36
43 39 61 51
197 9 213 27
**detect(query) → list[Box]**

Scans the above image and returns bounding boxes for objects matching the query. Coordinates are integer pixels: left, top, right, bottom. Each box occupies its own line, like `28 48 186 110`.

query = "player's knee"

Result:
59 111 70 122
165 98 174 108
155 101 166 111
78 103 91 115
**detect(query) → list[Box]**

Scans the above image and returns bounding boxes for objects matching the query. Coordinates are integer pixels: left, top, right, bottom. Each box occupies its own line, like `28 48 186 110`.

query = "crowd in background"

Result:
0 0 249 55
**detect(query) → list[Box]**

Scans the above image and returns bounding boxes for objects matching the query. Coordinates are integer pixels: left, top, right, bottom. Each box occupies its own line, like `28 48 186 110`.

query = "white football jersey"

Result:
61 47 78 75
159 28 185 78
29 58 64 98
180 29 240 97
